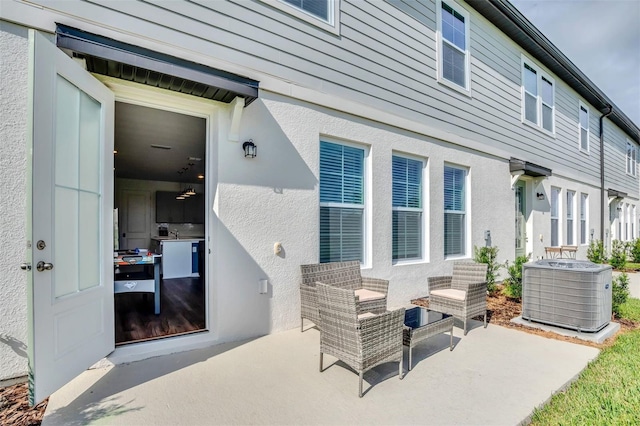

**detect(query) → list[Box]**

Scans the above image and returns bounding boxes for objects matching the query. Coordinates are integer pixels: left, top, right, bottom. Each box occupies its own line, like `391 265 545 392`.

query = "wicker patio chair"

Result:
316 282 405 397
428 261 488 335
299 261 389 331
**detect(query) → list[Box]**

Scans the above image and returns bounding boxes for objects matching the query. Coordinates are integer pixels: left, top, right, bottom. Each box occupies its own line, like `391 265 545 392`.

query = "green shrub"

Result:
609 240 628 270
503 254 530 301
630 238 640 263
587 239 607 264
473 245 501 294
612 272 630 318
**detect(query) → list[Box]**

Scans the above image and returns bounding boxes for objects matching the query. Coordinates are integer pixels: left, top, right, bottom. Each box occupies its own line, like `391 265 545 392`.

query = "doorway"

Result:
515 181 527 258
113 101 207 345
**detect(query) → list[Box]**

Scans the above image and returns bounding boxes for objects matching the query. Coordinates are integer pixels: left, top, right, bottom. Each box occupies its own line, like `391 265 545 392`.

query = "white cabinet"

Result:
159 240 198 279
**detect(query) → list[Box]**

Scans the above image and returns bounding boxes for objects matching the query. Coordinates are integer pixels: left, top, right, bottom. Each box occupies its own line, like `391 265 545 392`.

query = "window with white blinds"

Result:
319 141 365 263
566 190 575 245
551 187 560 246
444 165 466 257
438 1 470 91
579 103 589 152
522 57 555 134
392 155 423 261
580 193 588 244
281 0 331 22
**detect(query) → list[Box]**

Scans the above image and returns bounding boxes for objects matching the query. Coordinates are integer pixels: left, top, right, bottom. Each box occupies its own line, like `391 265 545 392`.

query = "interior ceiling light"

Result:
176 195 186 200
113 150 118 154
185 187 196 196
150 144 172 150
197 174 204 179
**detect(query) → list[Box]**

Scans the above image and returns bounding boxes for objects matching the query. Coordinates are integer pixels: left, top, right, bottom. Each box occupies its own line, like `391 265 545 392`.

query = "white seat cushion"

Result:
354 288 385 302
430 288 466 301
357 312 377 320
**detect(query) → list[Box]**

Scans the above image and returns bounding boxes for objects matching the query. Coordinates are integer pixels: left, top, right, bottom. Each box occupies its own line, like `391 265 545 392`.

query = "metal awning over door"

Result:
56 24 259 105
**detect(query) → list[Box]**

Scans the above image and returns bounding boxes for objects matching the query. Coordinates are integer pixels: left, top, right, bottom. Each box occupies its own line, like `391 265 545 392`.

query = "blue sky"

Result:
510 0 640 127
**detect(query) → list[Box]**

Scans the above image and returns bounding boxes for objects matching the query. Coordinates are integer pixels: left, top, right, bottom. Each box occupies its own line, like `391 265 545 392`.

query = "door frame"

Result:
96 75 224 364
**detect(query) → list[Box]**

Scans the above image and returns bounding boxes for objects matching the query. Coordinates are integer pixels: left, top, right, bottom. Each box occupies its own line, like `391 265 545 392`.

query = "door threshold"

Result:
116 328 208 347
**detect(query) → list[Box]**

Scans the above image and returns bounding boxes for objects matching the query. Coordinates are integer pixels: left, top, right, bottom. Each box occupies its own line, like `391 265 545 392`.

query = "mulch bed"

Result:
0 383 47 426
2 289 638 425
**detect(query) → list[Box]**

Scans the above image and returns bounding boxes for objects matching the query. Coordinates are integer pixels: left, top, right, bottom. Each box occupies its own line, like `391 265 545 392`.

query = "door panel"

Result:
28 30 115 404
515 182 526 258
120 190 151 250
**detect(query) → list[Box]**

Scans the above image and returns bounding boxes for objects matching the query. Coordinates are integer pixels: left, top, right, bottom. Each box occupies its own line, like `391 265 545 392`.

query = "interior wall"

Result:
0 21 29 381
115 178 205 238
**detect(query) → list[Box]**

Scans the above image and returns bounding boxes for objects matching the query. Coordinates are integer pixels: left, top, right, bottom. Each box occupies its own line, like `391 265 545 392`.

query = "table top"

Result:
114 254 161 266
404 306 451 329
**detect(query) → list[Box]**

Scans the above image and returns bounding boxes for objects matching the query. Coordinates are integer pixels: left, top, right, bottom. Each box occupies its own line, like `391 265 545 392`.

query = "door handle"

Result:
20 263 31 271
36 261 54 272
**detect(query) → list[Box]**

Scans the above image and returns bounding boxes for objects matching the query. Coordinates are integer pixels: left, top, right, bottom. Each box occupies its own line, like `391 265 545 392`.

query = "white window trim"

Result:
444 163 470 260
566 190 576 246
579 101 590 154
392 153 428 265
318 137 370 267
580 193 589 245
436 0 472 95
521 55 555 136
265 0 340 35
626 140 637 177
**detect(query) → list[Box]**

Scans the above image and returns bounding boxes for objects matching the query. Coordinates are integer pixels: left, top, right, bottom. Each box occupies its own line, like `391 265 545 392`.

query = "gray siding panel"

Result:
30 0 634 189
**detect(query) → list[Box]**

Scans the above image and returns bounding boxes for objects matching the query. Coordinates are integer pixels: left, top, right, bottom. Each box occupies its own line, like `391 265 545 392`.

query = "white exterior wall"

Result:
214 91 513 334
0 21 29 381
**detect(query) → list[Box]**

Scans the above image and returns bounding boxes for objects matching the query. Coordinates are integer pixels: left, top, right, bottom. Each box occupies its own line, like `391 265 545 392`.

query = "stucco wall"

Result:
0 21 29 381
214 90 514 335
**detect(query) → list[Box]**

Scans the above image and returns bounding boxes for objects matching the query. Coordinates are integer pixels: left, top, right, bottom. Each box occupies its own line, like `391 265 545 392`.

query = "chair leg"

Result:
359 372 364 398
301 317 304 332
399 354 404 380
484 312 487 328
463 318 468 336
450 326 454 350
319 352 323 372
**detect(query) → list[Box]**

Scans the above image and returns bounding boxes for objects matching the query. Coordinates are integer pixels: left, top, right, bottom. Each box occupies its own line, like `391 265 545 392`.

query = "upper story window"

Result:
522 57 555 134
319 140 366 263
579 102 589 152
437 0 471 93
392 155 425 262
272 0 339 34
626 140 637 176
444 165 468 257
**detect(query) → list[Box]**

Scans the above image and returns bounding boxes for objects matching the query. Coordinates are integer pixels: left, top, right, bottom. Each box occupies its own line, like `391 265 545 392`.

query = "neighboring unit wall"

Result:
0 21 29 381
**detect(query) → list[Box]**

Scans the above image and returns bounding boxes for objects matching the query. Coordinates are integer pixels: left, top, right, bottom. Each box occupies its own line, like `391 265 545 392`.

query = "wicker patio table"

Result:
403 306 454 370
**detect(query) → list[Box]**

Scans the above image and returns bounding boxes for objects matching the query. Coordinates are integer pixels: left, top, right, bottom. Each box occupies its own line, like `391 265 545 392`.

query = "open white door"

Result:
27 30 115 404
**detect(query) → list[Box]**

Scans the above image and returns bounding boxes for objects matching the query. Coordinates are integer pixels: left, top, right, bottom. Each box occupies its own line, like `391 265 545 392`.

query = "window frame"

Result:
318 139 369 265
579 101 590 153
436 0 472 94
626 140 637 177
550 187 561 246
580 193 588 245
443 163 469 259
521 55 555 136
268 0 340 35
566 190 575 245
392 153 427 264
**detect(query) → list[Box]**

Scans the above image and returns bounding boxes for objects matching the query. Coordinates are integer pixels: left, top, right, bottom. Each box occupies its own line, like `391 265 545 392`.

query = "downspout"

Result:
600 105 613 242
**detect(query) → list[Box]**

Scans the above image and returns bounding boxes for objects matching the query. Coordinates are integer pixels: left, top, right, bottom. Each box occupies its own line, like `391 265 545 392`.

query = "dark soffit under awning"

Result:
509 158 552 178
607 189 628 199
56 24 259 106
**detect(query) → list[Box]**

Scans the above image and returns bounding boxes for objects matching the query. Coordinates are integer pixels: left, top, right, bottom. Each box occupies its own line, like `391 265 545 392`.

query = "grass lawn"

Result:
530 298 640 425
624 262 640 271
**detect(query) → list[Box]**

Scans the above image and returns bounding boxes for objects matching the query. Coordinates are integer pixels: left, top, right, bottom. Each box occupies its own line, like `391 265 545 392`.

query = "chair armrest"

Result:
428 276 452 293
361 276 389 295
358 308 405 345
464 281 487 302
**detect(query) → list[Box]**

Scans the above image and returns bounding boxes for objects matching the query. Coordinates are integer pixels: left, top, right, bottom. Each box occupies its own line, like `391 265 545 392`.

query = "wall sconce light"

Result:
536 192 545 200
243 139 257 158
616 205 623 212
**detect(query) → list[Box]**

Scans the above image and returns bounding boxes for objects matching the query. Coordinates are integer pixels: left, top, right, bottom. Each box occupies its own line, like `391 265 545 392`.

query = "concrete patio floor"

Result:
43 320 599 426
